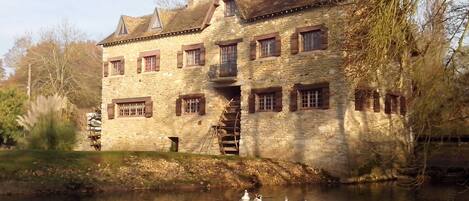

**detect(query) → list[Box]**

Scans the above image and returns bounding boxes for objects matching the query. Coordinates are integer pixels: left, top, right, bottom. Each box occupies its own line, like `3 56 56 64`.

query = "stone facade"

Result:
99 0 409 178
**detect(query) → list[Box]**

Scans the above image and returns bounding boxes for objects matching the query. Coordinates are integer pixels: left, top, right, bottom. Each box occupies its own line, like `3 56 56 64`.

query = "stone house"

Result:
98 0 409 178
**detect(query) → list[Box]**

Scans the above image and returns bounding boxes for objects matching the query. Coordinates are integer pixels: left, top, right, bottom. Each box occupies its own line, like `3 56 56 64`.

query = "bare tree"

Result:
154 0 187 9
3 35 32 70
0 58 5 80
9 22 102 108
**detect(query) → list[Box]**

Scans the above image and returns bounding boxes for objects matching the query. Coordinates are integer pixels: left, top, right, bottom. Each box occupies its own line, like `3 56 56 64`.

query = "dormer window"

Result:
225 0 237 17
152 18 161 29
118 24 128 35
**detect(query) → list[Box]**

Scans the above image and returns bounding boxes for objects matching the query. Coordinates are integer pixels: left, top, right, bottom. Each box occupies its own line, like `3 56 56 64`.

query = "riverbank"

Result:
0 150 334 195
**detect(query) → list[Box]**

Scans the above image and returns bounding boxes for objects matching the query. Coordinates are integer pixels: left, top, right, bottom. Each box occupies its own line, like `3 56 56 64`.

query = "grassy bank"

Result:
0 151 332 195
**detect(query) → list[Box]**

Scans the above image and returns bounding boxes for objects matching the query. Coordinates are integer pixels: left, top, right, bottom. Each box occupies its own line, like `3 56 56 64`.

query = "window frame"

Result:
182 43 205 67
144 55 157 72
224 0 237 17
300 88 323 110
177 94 206 116
139 50 160 73
183 97 201 114
109 56 125 76
249 87 282 113
290 83 330 112
259 38 276 58
257 92 276 112
111 97 152 118
117 102 146 117
301 29 322 52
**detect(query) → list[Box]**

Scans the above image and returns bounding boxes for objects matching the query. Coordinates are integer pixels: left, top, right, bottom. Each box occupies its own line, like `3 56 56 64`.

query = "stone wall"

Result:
100 2 409 178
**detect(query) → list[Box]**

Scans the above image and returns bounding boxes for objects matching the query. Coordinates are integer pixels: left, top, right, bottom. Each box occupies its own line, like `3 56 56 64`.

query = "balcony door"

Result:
220 44 237 77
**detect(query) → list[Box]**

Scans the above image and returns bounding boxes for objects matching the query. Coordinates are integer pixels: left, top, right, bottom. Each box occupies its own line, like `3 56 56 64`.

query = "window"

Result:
258 93 275 111
111 60 124 75
259 38 276 58
144 56 157 72
221 45 237 64
302 30 322 51
301 89 322 109
225 0 237 16
355 89 380 112
186 49 201 66
184 97 200 114
117 102 146 117
290 83 329 112
249 87 282 113
385 93 400 114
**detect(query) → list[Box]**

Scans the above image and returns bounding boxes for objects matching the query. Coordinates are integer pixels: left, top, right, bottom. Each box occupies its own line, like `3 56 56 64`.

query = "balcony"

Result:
208 62 238 83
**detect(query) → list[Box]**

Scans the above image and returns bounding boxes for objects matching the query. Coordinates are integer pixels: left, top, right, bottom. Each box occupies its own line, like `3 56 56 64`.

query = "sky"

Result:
0 0 157 74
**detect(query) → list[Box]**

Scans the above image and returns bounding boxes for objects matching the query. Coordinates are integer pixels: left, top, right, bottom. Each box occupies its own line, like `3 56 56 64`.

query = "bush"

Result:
25 112 76 150
17 94 77 150
0 88 27 146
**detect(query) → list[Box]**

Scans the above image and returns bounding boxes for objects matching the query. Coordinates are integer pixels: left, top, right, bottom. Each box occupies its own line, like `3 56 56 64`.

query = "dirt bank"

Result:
0 151 335 195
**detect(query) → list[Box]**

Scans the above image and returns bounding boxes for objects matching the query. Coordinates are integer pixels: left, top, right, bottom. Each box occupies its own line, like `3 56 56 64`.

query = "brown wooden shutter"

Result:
384 94 391 114
274 35 282 57
107 103 115 119
176 97 182 116
249 41 257 60
355 89 363 111
321 84 330 109
103 62 109 77
155 54 161 71
248 92 255 113
274 88 283 112
290 86 298 112
120 60 125 75
145 101 153 118
291 32 299 55
199 47 206 66
373 91 380 112
320 27 328 50
137 57 142 73
400 96 406 115
199 96 206 115
177 51 183 68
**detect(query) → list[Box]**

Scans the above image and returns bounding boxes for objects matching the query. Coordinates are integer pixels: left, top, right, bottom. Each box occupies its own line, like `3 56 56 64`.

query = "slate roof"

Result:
98 0 335 46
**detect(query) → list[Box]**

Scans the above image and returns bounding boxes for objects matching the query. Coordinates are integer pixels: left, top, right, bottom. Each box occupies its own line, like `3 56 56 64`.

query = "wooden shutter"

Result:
274 88 283 112
291 32 299 55
199 96 206 115
274 35 282 57
145 101 153 118
107 103 115 119
199 47 206 66
137 57 142 73
177 51 183 68
248 93 255 113
290 86 298 112
103 62 109 77
120 60 125 75
155 53 161 71
355 89 363 111
176 97 182 116
249 41 257 60
321 84 330 109
400 96 406 115
373 91 380 112
320 27 328 50
384 94 391 114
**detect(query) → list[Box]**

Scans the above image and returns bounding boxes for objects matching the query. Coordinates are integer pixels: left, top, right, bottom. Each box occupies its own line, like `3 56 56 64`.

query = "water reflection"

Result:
3 182 469 201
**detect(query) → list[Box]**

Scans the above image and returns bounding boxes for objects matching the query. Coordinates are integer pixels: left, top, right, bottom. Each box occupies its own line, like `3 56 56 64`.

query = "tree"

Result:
0 88 27 146
0 58 5 80
344 0 469 186
3 35 32 70
10 22 102 108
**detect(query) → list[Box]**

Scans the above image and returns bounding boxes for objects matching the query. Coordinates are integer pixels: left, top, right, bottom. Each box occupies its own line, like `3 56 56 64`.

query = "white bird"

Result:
240 190 250 201
253 194 262 201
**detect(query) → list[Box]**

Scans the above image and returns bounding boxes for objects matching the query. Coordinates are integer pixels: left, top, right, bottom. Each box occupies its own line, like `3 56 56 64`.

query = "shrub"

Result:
0 88 27 146
17 94 77 150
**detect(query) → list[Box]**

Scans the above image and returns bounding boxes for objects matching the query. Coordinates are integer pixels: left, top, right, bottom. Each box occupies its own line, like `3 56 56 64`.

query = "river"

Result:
2 182 469 201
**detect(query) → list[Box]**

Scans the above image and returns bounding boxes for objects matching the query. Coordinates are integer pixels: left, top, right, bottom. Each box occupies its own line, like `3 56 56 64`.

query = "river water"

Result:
2 182 469 201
